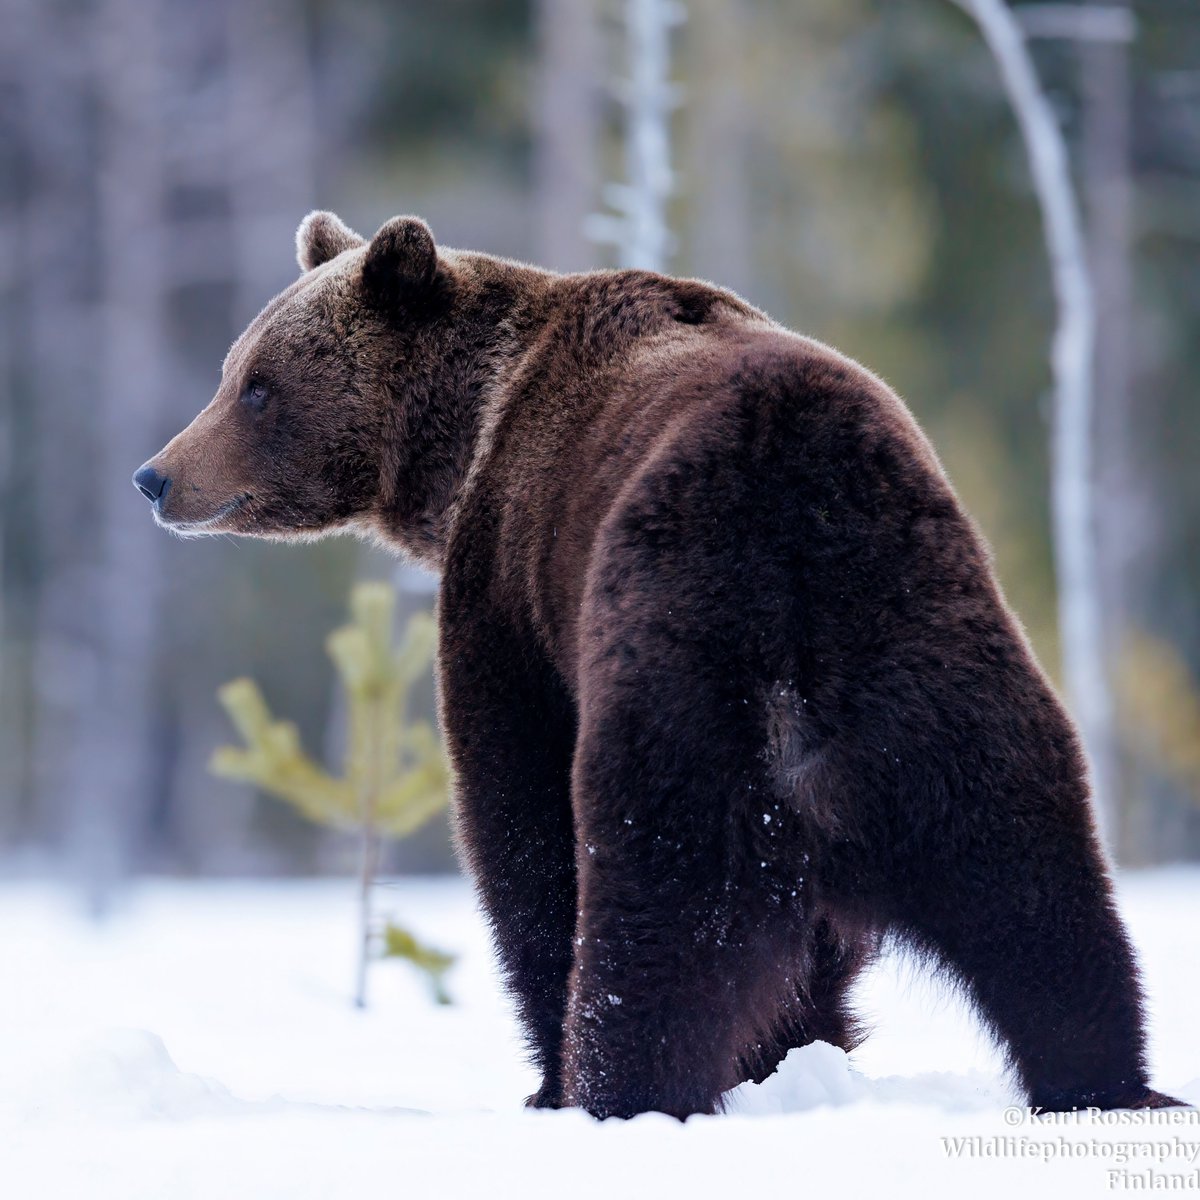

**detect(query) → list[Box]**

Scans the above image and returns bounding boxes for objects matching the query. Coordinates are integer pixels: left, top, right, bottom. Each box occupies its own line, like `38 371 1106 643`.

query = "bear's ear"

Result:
296 211 364 273
362 216 438 305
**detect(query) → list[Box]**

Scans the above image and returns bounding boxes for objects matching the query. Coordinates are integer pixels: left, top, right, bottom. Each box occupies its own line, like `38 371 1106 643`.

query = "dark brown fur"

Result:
137 212 1183 1119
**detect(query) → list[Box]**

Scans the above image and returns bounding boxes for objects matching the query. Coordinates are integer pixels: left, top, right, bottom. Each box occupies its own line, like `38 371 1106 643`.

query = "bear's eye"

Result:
241 380 268 411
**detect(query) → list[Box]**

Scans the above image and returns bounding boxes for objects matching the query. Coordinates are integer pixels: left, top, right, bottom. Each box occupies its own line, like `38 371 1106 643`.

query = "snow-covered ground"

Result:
2 870 1197 1199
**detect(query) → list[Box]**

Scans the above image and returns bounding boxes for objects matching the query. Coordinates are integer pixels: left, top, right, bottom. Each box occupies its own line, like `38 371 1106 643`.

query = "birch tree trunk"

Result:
619 0 678 271
952 0 1117 846
588 0 682 272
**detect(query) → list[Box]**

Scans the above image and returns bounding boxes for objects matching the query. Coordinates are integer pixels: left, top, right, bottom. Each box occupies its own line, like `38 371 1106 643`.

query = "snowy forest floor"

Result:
2 870 1198 1199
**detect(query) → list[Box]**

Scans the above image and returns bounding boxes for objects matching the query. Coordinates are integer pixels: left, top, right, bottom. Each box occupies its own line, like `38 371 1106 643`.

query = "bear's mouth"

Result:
154 492 253 536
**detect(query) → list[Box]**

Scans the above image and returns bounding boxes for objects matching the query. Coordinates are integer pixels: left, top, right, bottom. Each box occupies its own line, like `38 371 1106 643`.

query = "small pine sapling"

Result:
210 583 454 1007
381 924 456 1006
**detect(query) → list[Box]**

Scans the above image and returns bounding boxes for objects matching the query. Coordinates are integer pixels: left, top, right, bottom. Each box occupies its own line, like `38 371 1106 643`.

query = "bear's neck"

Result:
372 256 551 570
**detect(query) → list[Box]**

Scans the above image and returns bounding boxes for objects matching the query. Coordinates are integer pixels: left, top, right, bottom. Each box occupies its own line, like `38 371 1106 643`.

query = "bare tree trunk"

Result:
227 0 317 317
18 2 105 861
534 0 602 273
70 0 171 911
0 223 16 847
154 0 322 872
0 6 21 843
683 0 752 299
588 0 682 272
952 0 1117 847
620 0 677 271
1078 13 1149 860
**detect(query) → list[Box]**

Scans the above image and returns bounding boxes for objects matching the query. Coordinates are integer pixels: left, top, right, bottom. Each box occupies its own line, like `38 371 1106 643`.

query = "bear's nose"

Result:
132 463 170 503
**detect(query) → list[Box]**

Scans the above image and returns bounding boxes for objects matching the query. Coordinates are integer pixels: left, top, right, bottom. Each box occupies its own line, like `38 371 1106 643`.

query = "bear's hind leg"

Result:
561 677 809 1119
900 796 1181 1112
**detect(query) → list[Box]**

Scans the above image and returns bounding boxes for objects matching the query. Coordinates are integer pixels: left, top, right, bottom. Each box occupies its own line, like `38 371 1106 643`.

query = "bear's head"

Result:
133 211 493 559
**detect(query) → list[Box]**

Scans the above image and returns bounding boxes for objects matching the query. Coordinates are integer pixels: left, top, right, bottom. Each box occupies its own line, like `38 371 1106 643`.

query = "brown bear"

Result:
134 211 1182 1120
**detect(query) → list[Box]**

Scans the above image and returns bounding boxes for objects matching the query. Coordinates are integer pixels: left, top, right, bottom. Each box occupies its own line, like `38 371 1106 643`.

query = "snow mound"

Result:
726 1041 865 1114
25 1029 253 1123
726 1040 1005 1115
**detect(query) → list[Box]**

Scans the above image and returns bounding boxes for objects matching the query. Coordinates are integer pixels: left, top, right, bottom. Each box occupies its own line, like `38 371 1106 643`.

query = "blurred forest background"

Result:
1 0 1199 900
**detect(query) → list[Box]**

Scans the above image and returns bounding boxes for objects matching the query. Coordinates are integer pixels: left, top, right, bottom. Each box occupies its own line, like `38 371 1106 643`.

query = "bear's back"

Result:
445 274 987 685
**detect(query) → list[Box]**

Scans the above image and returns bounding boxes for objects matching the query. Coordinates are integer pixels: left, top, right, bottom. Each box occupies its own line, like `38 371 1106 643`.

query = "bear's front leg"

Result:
438 608 578 1107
